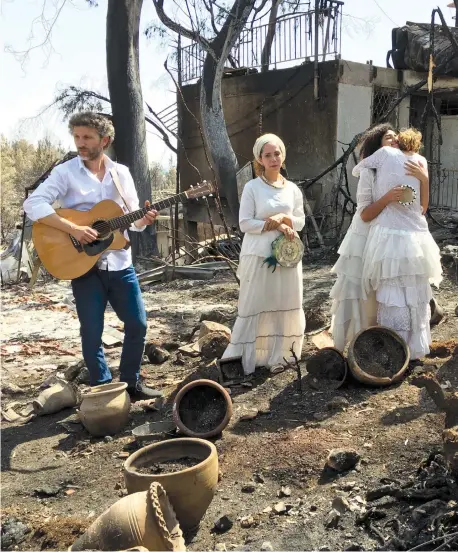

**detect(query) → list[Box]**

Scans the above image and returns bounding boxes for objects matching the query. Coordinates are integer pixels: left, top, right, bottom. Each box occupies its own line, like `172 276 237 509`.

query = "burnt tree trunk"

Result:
261 0 281 72
200 0 257 221
106 0 158 259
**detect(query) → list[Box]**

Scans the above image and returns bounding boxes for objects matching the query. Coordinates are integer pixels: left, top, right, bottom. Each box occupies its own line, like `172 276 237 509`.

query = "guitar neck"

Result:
109 191 188 231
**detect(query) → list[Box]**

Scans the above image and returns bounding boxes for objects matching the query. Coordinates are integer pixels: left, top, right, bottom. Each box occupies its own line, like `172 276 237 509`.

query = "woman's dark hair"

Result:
359 123 395 160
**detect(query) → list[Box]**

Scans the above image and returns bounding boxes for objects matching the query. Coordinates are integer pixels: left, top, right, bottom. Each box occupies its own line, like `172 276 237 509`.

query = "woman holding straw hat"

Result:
222 134 306 375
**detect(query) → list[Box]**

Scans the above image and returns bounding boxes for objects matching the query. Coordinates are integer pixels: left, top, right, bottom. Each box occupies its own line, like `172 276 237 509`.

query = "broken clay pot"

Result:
78 382 130 436
33 377 79 416
70 482 185 551
124 438 218 532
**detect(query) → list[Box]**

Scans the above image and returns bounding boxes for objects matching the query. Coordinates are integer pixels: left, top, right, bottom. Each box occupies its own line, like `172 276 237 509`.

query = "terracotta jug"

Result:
70 482 185 551
124 438 218 532
33 377 79 416
78 382 130 436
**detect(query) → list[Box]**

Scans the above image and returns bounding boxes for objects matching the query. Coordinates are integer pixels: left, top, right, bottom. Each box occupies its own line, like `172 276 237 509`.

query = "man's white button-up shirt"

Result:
23 155 145 272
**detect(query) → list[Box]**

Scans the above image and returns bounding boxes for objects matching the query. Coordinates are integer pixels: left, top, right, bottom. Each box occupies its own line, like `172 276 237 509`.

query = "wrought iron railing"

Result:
430 168 458 210
180 1 343 83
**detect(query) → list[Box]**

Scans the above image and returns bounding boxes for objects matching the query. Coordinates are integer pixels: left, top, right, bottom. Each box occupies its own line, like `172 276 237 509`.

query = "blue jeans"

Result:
71 265 147 387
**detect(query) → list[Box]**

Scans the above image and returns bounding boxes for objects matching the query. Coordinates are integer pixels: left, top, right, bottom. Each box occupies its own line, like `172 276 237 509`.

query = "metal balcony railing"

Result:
180 1 343 84
430 168 458 210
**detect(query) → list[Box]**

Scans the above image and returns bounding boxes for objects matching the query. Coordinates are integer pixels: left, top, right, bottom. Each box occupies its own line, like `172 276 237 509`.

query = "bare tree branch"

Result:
144 102 178 153
152 0 217 59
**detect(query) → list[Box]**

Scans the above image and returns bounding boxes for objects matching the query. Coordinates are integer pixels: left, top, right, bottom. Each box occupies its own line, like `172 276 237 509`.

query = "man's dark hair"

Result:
359 123 395 160
68 112 115 145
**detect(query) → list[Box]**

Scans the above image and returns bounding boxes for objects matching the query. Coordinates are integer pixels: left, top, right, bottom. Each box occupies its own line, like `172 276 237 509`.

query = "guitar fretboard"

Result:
109 191 189 231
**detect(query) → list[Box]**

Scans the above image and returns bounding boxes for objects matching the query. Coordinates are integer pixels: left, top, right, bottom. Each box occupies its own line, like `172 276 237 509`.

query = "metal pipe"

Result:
314 0 320 100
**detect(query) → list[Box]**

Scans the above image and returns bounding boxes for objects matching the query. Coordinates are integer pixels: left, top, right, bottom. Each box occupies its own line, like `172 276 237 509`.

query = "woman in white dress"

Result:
351 128 442 359
222 134 306 374
330 124 400 350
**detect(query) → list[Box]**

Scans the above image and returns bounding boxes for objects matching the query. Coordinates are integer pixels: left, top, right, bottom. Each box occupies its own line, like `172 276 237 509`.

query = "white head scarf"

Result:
253 133 286 163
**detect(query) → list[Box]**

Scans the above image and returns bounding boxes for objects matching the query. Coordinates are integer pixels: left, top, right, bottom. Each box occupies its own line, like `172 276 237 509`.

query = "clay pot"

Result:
33 377 79 416
430 297 444 326
306 347 348 390
70 482 185 551
78 382 130 436
347 326 410 387
124 438 218 532
173 379 232 438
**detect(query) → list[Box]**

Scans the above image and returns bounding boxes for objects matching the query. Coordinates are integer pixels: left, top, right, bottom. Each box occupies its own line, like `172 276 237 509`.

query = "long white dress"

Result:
222 177 306 374
351 146 443 359
330 168 377 350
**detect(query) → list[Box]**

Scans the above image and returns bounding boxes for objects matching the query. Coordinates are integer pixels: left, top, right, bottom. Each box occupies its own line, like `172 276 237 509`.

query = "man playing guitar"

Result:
24 112 163 399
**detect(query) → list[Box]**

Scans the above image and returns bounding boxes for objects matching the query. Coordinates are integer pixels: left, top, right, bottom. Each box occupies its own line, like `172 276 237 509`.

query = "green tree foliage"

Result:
1 136 65 241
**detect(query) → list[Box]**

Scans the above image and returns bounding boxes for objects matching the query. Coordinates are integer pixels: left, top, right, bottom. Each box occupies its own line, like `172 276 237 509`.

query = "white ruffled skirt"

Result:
330 214 377 351
331 221 443 359
222 255 305 374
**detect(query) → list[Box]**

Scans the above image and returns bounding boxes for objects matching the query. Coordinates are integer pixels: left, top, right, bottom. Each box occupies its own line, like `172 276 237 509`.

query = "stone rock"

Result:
339 481 356 491
325 509 341 528
261 542 273 551
326 397 349 411
313 412 328 421
75 367 91 385
64 360 85 382
1 382 24 395
1 518 31 550
33 485 62 497
200 308 236 325
240 515 255 528
241 484 256 494
278 486 291 498
273 502 287 515
253 473 265 483
200 332 230 359
262 506 272 514
215 544 228 552
145 343 170 364
455 304 458 317
327 449 360 472
239 408 259 422
213 515 234 533
332 496 350 514
161 341 180 352
199 320 231 340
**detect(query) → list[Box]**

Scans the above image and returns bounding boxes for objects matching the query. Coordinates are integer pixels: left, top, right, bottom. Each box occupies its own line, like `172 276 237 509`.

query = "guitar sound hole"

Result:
92 220 111 240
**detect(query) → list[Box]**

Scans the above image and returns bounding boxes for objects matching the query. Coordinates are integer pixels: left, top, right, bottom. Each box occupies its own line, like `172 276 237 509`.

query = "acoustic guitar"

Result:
32 182 214 280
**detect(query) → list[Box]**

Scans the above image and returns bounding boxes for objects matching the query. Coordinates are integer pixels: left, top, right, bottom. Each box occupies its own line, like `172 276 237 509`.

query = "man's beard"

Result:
79 146 104 161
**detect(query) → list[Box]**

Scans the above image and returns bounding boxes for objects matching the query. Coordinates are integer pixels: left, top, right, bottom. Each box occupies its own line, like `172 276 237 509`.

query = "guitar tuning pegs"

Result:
209 194 213 197
190 184 194 188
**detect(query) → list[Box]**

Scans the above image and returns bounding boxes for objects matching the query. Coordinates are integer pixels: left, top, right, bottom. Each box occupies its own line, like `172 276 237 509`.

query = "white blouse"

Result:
239 177 305 258
352 146 428 232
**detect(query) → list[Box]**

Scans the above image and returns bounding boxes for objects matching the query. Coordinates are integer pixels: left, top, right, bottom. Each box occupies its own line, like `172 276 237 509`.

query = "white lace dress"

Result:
222 177 306 374
330 169 377 350
350 146 443 359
